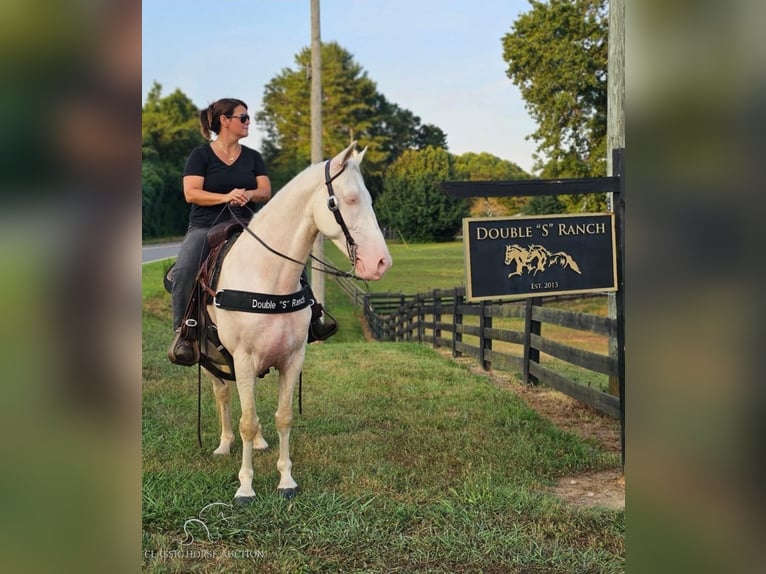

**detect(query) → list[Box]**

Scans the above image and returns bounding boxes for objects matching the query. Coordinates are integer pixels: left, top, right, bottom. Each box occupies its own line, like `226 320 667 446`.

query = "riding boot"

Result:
168 281 202 366
168 327 199 366
308 301 338 342
301 270 338 343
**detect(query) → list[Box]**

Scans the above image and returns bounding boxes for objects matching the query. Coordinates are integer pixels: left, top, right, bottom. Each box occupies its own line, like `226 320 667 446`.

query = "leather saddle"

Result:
165 220 244 379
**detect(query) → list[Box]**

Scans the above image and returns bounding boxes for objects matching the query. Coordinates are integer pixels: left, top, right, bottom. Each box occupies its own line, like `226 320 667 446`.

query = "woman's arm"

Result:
248 174 272 204
183 175 250 206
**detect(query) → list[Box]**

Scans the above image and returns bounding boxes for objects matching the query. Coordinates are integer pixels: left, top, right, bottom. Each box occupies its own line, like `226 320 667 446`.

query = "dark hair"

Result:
199 98 247 139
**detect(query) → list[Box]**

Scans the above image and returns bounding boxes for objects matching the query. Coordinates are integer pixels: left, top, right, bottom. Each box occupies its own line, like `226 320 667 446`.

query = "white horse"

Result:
205 142 391 502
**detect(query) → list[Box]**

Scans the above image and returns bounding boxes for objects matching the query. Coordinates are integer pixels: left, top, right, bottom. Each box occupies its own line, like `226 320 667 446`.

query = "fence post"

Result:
523 297 541 385
381 296 389 341
402 293 406 341
479 301 492 370
417 294 424 343
452 290 463 358
433 289 441 348
415 294 420 343
404 295 411 341
406 295 418 341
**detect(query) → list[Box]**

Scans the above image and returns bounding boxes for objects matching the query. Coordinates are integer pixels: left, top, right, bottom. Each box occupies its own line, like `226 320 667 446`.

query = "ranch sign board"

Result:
462 213 617 301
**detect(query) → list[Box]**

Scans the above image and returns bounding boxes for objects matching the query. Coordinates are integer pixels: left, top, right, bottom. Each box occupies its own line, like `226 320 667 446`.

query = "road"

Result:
142 242 181 264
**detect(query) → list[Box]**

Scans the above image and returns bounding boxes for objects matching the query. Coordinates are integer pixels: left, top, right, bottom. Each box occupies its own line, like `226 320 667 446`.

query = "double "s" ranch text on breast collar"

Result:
214 285 313 314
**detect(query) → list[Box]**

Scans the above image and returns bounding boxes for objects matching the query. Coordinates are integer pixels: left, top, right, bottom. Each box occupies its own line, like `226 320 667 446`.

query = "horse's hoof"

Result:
233 496 256 506
278 487 301 500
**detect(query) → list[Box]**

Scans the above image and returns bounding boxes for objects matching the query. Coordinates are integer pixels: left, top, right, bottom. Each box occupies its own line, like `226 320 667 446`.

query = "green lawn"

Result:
142 252 623 573
324 240 466 294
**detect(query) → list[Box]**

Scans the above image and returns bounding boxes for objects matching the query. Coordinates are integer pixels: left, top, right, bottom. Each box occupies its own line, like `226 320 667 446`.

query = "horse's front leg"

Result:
275 360 303 499
232 356 263 502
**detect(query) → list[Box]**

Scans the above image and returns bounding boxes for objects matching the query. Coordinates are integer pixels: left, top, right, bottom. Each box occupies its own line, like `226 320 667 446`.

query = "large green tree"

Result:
502 0 607 210
376 147 469 243
453 152 530 216
142 82 204 238
256 42 446 197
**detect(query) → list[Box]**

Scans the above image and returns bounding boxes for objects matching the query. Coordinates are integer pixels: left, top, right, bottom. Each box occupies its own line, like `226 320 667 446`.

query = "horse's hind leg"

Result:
206 374 235 455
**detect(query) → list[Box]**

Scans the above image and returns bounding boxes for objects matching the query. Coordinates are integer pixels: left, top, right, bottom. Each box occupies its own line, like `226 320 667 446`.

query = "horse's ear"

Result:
330 141 358 172
354 146 368 163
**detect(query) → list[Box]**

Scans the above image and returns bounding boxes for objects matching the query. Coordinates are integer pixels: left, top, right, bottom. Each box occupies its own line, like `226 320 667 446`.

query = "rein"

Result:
225 160 364 280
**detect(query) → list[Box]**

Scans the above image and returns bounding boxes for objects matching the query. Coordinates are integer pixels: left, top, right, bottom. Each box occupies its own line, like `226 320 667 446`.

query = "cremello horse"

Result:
207 142 391 502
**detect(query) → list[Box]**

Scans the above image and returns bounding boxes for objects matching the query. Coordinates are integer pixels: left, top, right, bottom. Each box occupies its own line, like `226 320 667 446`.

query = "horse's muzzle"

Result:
355 252 392 281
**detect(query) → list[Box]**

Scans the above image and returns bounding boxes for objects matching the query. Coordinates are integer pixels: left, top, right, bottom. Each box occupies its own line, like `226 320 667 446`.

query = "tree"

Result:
376 147 469 242
142 82 204 238
453 152 530 216
256 42 446 197
525 194 567 214
502 0 607 210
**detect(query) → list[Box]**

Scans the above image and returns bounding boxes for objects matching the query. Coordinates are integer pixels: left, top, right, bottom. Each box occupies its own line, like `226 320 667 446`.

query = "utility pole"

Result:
607 0 625 397
310 0 325 307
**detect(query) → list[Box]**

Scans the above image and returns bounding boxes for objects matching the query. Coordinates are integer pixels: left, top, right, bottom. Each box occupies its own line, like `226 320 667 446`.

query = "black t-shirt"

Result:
183 143 269 228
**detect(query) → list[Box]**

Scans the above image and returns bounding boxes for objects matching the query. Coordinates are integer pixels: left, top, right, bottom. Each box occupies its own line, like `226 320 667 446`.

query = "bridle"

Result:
324 161 358 268
229 160 362 279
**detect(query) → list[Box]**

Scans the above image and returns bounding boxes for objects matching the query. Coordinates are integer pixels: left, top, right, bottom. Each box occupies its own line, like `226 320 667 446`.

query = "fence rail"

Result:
352 285 620 418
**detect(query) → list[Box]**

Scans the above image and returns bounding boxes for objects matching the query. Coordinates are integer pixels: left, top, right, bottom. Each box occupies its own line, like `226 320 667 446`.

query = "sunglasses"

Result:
226 113 250 123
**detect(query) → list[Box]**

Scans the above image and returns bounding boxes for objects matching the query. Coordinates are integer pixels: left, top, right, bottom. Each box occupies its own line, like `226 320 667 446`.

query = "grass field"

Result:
142 246 624 573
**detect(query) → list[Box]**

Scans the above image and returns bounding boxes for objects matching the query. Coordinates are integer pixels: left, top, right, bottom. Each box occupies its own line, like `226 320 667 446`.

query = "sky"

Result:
142 0 538 173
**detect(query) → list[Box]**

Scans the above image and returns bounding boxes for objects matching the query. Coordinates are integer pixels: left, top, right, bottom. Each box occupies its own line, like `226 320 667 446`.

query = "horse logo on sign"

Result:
504 244 582 279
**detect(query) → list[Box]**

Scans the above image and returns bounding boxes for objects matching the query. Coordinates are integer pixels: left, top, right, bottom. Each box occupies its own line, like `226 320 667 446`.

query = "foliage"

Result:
452 152 527 182
377 149 532 241
525 193 567 214
502 0 607 211
142 82 205 238
376 147 469 242
256 42 447 198
453 151 531 216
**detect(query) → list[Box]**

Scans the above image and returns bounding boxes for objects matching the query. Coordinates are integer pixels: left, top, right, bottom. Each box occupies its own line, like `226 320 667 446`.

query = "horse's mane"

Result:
252 155 361 223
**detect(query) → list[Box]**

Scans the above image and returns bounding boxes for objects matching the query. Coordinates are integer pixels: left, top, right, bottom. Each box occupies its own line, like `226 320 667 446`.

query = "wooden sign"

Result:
463 213 617 301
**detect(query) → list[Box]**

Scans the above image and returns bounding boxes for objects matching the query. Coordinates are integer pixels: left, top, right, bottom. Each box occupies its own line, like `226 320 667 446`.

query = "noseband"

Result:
324 161 358 266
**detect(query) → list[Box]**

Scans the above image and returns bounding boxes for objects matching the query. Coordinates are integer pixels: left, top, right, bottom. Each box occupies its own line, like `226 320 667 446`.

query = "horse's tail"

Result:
550 252 582 274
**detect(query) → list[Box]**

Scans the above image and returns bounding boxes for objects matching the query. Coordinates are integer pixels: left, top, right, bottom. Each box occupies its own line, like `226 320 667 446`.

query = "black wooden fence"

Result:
337 279 619 419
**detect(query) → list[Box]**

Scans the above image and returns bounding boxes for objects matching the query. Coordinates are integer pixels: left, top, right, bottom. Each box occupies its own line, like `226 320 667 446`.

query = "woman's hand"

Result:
227 188 250 206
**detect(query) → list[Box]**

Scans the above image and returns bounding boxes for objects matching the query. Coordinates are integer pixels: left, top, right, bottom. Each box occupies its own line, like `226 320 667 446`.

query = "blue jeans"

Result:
171 226 211 330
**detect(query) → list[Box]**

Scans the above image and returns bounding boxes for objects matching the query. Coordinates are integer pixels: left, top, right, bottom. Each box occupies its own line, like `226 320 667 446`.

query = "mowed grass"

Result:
337 240 467 294
142 254 623 573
